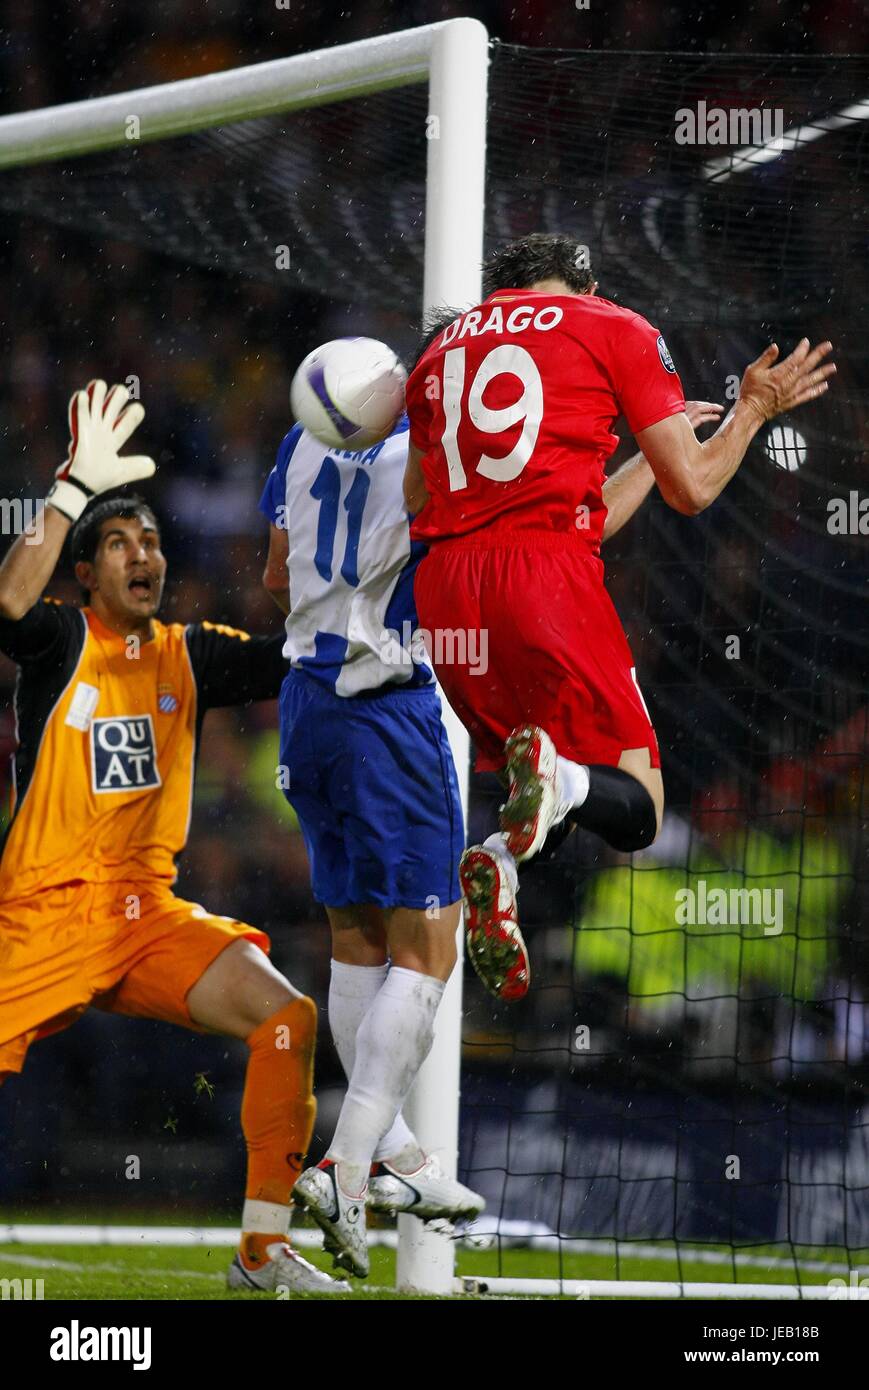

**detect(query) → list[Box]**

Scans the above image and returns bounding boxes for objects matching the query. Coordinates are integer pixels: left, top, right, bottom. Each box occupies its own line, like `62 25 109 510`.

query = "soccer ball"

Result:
290 337 407 449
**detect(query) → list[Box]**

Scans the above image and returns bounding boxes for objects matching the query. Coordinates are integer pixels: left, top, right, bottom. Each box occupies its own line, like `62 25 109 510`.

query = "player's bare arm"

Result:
635 340 835 516
403 440 429 516
602 400 723 541
405 399 725 534
0 504 70 620
263 521 290 614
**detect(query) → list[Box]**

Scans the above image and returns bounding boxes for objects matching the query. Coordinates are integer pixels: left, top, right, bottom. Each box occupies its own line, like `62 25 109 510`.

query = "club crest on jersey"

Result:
657 334 676 373
91 715 161 794
157 683 178 714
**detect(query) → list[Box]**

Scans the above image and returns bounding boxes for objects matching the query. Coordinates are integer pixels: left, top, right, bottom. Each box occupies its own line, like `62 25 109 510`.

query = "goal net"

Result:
0 27 866 1297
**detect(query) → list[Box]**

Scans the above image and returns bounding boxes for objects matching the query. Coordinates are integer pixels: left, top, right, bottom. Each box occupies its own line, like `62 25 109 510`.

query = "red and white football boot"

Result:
500 725 561 863
460 844 530 1002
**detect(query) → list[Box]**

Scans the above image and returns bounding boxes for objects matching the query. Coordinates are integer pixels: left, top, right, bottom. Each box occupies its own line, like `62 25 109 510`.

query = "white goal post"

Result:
0 19 487 1296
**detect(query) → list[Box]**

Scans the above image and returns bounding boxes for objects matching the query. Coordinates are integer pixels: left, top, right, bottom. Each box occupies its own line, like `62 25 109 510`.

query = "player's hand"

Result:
47 380 156 523
738 340 836 424
684 400 724 431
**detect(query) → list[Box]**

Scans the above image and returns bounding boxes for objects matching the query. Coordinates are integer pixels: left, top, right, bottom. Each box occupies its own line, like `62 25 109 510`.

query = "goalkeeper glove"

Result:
46 379 156 523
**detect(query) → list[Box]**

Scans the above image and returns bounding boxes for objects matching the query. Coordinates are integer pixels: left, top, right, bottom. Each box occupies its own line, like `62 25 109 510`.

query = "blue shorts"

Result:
278 670 464 910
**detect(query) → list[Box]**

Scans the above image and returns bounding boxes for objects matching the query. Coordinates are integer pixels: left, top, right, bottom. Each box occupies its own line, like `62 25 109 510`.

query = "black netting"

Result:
0 91 430 301
4 49 868 321
2 43 867 1286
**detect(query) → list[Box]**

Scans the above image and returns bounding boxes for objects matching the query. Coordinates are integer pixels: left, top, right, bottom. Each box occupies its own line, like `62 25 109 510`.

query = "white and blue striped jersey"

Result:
259 416 433 696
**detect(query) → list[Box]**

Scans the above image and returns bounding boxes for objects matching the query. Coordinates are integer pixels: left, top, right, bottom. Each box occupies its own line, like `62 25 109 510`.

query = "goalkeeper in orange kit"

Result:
0 381 347 1294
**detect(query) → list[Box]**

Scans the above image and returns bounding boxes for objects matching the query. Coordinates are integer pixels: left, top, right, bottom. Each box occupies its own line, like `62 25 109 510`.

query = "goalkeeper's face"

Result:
85 513 166 622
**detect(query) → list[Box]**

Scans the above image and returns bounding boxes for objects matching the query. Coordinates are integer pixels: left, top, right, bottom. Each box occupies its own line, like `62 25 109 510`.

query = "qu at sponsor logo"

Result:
90 715 161 793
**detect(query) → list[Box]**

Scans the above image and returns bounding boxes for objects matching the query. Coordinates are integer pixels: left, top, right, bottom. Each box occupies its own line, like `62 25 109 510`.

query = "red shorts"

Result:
415 533 660 773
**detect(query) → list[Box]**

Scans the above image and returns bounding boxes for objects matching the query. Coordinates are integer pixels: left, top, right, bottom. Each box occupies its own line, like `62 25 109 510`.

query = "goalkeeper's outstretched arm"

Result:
0 379 154 621
0 503 71 620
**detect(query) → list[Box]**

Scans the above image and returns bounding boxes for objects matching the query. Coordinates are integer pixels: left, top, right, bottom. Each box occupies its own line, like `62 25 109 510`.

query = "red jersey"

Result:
406 290 686 549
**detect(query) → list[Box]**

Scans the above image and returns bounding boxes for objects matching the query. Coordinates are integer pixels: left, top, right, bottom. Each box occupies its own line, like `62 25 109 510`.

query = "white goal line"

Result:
0 1230 836 1300
459 1277 838 1300
0 1223 393 1248
2 1225 850 1276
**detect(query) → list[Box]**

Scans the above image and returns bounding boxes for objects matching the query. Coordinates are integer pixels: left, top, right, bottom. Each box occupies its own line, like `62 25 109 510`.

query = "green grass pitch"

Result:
0 1225 859 1300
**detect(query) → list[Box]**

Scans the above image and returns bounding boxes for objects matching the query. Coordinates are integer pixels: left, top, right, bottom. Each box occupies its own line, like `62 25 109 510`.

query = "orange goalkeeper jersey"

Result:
0 601 287 901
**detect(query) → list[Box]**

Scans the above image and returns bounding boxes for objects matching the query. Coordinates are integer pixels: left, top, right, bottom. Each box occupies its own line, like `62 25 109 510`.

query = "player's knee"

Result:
391 939 457 983
245 990 317 1050
202 945 299 1037
242 977 297 1033
276 992 317 1060
328 905 388 966
286 992 317 1043
388 903 460 982
435 931 458 981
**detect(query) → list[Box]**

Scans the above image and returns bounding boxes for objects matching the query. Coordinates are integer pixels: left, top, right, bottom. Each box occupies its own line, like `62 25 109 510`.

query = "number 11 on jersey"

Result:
309 457 371 587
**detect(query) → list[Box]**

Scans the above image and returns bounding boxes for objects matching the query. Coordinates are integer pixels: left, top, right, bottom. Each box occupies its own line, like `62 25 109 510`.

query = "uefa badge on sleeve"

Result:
656 334 677 373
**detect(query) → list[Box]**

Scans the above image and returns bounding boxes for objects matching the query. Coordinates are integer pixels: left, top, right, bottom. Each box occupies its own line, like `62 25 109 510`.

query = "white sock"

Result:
555 755 590 823
328 966 445 1193
482 831 519 892
241 1198 289 1237
328 960 419 1163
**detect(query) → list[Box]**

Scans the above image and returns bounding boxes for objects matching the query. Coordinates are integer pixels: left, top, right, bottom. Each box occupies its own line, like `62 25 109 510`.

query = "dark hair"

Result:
70 493 160 598
481 233 595 299
414 235 596 365
414 304 465 365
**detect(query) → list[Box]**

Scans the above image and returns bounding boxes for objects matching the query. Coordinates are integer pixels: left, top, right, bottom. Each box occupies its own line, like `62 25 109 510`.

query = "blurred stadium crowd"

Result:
1 0 865 119
0 1 866 1207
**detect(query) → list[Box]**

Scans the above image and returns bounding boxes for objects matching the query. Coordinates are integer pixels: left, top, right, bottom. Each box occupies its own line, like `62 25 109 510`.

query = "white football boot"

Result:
500 725 561 863
292 1161 369 1278
368 1152 486 1222
227 1241 350 1294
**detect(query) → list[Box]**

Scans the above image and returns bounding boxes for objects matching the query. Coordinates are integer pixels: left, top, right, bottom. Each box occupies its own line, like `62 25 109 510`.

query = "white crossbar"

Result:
0 24 448 168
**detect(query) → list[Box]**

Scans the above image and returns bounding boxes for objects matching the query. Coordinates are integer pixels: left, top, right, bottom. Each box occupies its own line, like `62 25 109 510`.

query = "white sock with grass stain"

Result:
328 967 445 1196
328 960 418 1163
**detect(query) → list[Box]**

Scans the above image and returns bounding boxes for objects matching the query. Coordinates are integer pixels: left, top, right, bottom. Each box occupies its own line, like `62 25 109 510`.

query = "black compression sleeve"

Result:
569 765 658 852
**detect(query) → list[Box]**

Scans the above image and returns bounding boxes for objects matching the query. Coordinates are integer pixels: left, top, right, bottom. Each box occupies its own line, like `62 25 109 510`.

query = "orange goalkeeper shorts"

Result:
0 880 269 1078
